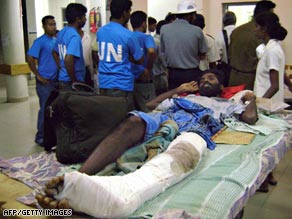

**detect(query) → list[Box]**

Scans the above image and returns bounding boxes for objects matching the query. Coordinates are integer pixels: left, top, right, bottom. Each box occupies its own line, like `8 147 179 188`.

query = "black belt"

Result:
99 88 133 97
168 67 199 71
231 67 255 74
135 79 153 84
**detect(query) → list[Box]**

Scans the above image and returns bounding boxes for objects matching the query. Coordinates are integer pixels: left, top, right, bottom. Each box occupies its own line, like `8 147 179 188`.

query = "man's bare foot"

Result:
36 176 70 209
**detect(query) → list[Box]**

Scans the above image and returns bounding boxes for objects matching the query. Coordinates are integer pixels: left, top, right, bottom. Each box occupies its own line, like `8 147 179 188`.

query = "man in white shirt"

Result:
215 11 237 64
193 14 220 71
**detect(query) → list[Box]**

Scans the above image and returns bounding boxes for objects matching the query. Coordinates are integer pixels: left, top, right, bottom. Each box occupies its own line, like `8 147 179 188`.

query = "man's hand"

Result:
36 75 49 85
241 91 256 103
176 81 198 94
137 69 151 82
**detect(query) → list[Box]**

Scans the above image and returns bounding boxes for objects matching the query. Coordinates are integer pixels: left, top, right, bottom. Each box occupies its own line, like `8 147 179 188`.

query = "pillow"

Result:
221 84 246 99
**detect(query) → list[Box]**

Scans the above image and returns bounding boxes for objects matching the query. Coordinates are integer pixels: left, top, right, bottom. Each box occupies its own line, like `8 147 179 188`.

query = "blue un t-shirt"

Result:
27 34 58 80
54 26 85 82
131 31 156 77
97 22 143 91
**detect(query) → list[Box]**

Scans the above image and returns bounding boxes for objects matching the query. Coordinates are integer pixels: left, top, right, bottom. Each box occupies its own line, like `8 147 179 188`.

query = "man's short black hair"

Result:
110 0 132 19
223 11 236 26
130 11 147 29
42 15 55 25
201 69 225 85
148 16 157 25
193 13 205 29
165 13 176 23
254 0 276 17
65 3 87 24
156 20 167 35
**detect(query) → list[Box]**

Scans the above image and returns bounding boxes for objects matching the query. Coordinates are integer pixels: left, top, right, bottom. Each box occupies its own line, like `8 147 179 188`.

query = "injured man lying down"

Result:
36 69 258 218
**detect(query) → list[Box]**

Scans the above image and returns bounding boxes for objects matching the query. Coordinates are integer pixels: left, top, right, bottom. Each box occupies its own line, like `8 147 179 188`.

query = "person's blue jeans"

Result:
35 80 56 145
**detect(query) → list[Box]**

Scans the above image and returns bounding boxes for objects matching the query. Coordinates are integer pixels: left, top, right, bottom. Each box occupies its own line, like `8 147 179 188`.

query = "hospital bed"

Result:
0 112 291 219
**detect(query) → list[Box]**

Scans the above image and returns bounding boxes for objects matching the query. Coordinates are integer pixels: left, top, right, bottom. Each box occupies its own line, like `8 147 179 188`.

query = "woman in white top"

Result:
253 11 287 193
254 12 287 102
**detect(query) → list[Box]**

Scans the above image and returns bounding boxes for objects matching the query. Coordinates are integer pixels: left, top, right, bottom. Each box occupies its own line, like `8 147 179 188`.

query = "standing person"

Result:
96 0 143 111
160 0 207 90
26 15 58 147
53 3 87 90
164 12 176 23
152 20 168 95
79 29 96 88
147 16 157 35
254 12 287 103
228 0 276 90
130 11 157 112
254 11 287 193
193 13 220 71
215 11 237 64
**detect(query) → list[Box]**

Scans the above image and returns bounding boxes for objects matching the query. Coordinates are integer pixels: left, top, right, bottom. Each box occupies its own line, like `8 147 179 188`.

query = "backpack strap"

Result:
222 29 229 62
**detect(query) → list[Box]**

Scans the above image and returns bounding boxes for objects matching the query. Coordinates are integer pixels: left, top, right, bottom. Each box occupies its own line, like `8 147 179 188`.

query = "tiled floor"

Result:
0 84 292 218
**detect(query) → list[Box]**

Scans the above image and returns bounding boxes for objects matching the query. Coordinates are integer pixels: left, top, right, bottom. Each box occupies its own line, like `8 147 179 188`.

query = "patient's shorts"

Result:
129 110 169 141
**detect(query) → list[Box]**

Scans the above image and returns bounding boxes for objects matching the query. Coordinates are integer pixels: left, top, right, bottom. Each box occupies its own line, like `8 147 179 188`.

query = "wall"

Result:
132 0 147 13
147 0 203 22
33 0 106 43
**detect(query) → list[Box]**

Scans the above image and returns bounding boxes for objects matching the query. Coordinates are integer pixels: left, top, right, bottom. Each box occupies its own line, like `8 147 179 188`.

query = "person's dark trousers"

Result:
35 80 57 146
58 81 73 91
84 66 94 88
168 67 202 90
99 88 135 112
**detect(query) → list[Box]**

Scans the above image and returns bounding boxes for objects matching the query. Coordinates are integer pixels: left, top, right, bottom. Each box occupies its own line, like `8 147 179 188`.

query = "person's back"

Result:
57 26 85 83
229 21 262 75
97 0 143 111
98 22 141 91
215 11 236 64
161 20 204 70
228 0 276 90
53 3 87 90
130 11 157 112
160 0 207 89
152 20 168 95
193 13 220 71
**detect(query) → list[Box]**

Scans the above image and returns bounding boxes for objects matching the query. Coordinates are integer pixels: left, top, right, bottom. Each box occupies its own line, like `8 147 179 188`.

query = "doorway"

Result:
223 2 256 27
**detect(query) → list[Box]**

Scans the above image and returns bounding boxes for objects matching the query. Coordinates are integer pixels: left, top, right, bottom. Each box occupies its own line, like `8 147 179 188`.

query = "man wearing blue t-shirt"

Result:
130 11 157 112
53 3 87 90
96 0 143 111
27 15 58 146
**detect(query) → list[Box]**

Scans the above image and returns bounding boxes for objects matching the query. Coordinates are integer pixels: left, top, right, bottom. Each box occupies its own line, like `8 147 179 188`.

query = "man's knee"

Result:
125 115 145 128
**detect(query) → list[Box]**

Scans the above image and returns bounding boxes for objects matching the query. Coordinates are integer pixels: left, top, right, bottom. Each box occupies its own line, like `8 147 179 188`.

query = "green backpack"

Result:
44 90 128 164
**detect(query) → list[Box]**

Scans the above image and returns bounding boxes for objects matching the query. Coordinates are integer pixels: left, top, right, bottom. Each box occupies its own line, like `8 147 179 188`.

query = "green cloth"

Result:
116 120 179 174
224 113 291 135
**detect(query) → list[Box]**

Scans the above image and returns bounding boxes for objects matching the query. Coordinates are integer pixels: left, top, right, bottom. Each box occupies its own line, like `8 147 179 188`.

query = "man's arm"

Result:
129 54 144 65
64 55 78 83
52 50 61 69
26 55 49 85
146 81 198 110
239 92 258 125
146 47 156 71
284 71 292 92
137 47 157 81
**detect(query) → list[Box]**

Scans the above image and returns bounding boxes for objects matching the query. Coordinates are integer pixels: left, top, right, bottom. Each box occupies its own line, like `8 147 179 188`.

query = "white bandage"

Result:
55 133 206 218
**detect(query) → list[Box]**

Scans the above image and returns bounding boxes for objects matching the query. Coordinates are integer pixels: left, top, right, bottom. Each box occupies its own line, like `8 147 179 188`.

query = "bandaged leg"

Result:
55 132 207 218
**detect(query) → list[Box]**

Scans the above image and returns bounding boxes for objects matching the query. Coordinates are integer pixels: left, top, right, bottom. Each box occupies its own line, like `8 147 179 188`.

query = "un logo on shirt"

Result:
99 42 122 62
